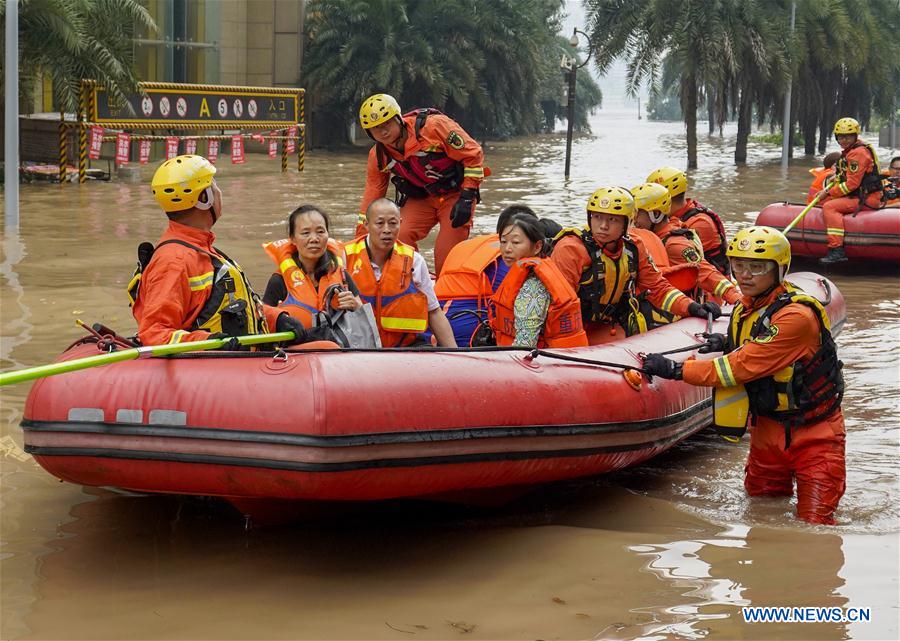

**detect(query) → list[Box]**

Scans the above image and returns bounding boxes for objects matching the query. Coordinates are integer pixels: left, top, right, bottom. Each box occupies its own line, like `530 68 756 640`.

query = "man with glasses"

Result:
641 226 846 525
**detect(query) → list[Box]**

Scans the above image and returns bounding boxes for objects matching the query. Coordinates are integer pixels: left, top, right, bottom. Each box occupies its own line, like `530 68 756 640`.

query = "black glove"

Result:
208 332 244 351
450 188 478 228
687 301 722 320
276 313 341 346
642 353 682 380
275 313 312 346
698 332 726 354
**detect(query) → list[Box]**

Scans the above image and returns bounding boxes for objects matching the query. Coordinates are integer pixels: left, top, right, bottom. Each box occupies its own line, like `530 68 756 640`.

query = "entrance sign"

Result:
89 82 301 128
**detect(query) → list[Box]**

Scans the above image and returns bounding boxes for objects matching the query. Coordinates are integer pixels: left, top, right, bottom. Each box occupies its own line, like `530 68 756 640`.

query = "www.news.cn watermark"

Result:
742 606 871 623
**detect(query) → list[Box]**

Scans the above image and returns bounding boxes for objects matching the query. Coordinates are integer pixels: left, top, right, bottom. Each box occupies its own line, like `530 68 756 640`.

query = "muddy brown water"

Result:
2 112 898 640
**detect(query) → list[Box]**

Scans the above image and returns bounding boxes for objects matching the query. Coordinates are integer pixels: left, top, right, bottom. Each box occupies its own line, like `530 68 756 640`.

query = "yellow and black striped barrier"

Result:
58 113 67 184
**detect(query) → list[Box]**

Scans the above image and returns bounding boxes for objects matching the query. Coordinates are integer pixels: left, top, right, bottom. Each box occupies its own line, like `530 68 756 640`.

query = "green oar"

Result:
0 331 295 387
783 182 830 234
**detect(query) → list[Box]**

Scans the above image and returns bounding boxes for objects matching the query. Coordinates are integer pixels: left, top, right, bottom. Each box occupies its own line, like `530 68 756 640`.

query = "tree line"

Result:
585 0 900 167
302 0 602 145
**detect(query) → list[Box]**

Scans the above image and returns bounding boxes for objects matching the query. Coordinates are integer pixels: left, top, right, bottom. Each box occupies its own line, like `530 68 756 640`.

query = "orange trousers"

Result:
744 412 846 525
822 193 882 248
400 193 471 275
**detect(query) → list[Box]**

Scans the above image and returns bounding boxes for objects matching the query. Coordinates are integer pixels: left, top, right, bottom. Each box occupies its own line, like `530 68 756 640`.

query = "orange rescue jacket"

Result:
490 257 588 348
344 236 428 347
262 238 347 328
433 234 501 303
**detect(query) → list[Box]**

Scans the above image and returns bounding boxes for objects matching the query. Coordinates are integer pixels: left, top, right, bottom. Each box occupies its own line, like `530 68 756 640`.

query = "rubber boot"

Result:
819 247 848 265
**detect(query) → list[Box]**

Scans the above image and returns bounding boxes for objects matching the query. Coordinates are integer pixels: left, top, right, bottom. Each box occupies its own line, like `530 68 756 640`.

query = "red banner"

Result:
166 136 179 159
138 139 152 165
89 126 104 159
268 134 278 159
208 139 219 163
231 134 245 164
184 137 198 155
286 126 297 153
115 132 131 164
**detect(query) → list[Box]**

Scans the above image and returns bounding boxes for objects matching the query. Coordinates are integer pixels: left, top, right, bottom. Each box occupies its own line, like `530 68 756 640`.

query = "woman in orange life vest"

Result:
262 204 362 326
434 205 540 347
489 214 588 348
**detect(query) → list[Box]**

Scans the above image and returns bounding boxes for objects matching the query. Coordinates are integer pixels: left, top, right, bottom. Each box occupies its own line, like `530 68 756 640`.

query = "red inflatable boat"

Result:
756 202 900 262
21 273 844 515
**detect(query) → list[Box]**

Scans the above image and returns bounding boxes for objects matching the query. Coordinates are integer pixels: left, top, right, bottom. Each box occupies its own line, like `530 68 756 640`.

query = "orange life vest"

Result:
262 238 347 328
807 167 835 203
344 236 429 347
434 234 501 303
490 257 588 348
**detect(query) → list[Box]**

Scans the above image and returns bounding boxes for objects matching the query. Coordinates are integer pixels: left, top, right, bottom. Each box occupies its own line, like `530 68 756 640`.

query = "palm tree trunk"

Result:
735 82 752 164
802 109 817 155
684 75 698 169
707 86 715 135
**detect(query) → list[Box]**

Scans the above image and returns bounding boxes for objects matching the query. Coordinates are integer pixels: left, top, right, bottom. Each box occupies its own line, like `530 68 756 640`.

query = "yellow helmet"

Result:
151 155 217 213
359 93 402 129
646 166 688 198
833 117 860 136
631 182 671 222
727 226 791 281
586 186 635 220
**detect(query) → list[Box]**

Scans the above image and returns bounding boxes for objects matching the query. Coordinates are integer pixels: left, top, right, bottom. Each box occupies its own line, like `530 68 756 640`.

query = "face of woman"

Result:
499 225 542 266
291 212 329 262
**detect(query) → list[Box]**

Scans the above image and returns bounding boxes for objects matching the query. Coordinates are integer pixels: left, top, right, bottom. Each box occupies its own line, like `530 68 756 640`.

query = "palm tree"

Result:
2 0 155 113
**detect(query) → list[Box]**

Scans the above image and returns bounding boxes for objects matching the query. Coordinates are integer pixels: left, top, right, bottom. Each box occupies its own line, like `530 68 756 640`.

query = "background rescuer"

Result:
357 93 485 276
642 226 846 525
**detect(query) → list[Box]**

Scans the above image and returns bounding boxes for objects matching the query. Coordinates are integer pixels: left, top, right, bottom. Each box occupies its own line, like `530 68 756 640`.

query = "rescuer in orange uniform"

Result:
642 226 846 525
489 214 588 348
345 198 457 348
631 182 741 305
130 155 325 348
647 166 730 275
806 152 841 204
550 187 721 344
357 93 485 275
816 117 884 264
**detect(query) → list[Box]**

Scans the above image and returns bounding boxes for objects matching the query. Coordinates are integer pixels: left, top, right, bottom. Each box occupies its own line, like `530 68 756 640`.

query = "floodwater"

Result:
2 111 898 640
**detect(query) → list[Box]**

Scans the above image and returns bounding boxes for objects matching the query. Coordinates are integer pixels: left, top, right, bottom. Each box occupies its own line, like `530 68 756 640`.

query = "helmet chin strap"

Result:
649 211 667 225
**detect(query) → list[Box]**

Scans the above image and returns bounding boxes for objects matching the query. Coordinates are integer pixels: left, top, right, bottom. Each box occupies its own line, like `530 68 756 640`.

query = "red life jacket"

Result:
490 257 588 348
262 238 347 328
344 236 428 347
375 109 463 197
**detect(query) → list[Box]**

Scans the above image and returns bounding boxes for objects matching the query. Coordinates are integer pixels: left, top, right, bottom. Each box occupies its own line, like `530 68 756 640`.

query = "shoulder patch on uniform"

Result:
447 131 465 150
682 247 701 263
848 160 859 172
754 324 778 343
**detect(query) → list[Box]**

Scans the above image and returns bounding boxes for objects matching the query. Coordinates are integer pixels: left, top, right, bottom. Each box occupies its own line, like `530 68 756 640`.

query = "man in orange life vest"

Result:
647 166 730 276
344 198 457 348
806 152 842 204
130 155 324 348
550 187 721 344
631 182 741 305
642 227 845 525
356 94 485 276
815 117 884 265
883 155 900 207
